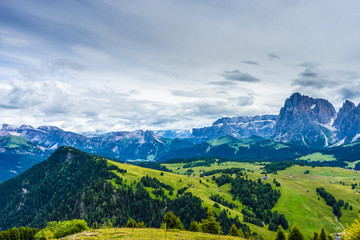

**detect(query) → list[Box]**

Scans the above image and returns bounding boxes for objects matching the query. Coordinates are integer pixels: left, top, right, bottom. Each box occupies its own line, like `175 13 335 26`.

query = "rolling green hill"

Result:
1 146 359 239
164 160 360 237
0 147 265 238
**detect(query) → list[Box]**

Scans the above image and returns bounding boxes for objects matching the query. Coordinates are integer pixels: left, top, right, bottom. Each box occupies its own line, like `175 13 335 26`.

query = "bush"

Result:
35 219 88 239
343 215 360 240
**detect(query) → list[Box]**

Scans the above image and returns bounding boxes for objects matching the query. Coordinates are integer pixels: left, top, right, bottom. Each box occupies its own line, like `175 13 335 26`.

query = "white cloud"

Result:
0 0 360 131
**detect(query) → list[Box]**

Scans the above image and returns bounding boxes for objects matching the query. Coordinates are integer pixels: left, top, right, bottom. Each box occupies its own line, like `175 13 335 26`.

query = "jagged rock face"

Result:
191 115 277 140
154 130 191 139
334 100 360 143
274 93 336 147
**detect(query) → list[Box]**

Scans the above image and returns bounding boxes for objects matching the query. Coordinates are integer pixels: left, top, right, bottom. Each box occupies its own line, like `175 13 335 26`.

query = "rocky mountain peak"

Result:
339 100 356 115
37 126 63 132
1 124 18 131
274 93 336 147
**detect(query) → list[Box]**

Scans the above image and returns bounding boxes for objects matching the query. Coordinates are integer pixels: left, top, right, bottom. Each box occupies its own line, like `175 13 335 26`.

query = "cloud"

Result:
237 95 255 106
292 78 331 89
172 88 229 98
292 64 360 90
340 87 360 101
242 60 259 65
18 58 85 82
298 61 321 68
208 81 237 86
43 59 85 72
268 53 280 59
221 70 261 82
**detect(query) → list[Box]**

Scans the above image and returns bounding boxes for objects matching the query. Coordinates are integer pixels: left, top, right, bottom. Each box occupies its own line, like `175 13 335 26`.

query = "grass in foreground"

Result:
61 228 244 240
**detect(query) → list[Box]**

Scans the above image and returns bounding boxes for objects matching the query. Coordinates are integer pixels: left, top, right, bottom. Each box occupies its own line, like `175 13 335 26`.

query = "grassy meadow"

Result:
61 228 245 240
107 159 360 239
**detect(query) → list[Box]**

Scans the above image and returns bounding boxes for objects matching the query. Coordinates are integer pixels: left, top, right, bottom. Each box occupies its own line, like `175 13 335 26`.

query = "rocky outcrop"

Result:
334 100 360 143
274 93 336 148
191 115 277 140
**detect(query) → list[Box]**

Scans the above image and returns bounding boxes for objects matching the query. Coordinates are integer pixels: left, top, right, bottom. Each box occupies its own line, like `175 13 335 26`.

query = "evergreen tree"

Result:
312 232 319 240
275 225 286 240
163 211 184 230
229 224 240 237
189 221 201 232
200 209 221 235
319 228 327 240
288 226 305 240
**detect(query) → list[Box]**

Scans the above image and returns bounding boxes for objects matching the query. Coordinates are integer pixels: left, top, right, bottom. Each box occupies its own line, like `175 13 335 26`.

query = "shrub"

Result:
35 219 88 239
343 215 360 240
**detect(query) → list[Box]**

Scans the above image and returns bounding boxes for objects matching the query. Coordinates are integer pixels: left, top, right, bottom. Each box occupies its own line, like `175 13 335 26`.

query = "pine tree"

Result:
200 209 221 234
275 225 286 240
189 221 201 232
288 226 305 240
229 224 240 237
312 231 319 240
163 211 184 230
319 228 327 240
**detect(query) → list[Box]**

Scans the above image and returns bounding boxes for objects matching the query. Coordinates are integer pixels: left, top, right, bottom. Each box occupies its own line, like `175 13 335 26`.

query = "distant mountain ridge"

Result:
191 92 360 148
191 115 276 141
0 124 194 161
2 92 360 161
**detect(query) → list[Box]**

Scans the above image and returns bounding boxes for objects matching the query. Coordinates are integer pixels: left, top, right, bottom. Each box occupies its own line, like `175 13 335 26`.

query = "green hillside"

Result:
164 160 360 237
0 147 265 238
2 146 359 239
0 135 44 153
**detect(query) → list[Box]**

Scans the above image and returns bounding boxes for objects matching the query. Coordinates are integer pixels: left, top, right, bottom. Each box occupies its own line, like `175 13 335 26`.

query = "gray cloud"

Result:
221 70 261 82
292 64 360 90
340 87 360 101
208 81 238 86
237 95 255 106
298 61 321 68
242 60 259 65
292 78 331 89
268 53 280 59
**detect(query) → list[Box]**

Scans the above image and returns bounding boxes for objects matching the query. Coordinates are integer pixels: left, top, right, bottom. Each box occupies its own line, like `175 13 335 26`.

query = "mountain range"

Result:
1 92 360 181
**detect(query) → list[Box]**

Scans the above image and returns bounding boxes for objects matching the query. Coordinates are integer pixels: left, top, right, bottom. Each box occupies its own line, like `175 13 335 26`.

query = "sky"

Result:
1 0 360 132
